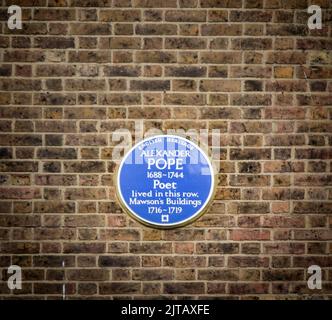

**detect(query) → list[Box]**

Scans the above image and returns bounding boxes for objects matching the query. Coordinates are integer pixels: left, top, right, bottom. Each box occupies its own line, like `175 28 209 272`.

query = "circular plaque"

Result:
116 135 215 228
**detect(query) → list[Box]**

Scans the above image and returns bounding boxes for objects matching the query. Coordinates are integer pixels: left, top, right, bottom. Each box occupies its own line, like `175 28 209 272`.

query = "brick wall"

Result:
0 0 331 299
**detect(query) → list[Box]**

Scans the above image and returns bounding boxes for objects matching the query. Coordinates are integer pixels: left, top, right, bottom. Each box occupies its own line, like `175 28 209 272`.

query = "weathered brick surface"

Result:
0 1 331 300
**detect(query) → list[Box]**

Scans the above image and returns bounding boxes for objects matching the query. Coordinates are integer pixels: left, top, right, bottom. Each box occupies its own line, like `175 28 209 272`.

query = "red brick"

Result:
230 230 270 241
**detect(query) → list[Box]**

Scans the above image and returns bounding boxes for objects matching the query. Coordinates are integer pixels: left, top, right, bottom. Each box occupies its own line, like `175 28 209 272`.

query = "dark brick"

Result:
130 80 170 91
37 148 77 159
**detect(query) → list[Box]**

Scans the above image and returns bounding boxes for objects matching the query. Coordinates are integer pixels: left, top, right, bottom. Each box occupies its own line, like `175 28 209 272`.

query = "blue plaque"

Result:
116 135 215 228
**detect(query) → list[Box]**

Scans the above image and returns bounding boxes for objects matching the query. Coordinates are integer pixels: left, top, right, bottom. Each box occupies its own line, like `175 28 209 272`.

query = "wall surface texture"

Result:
0 0 331 299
